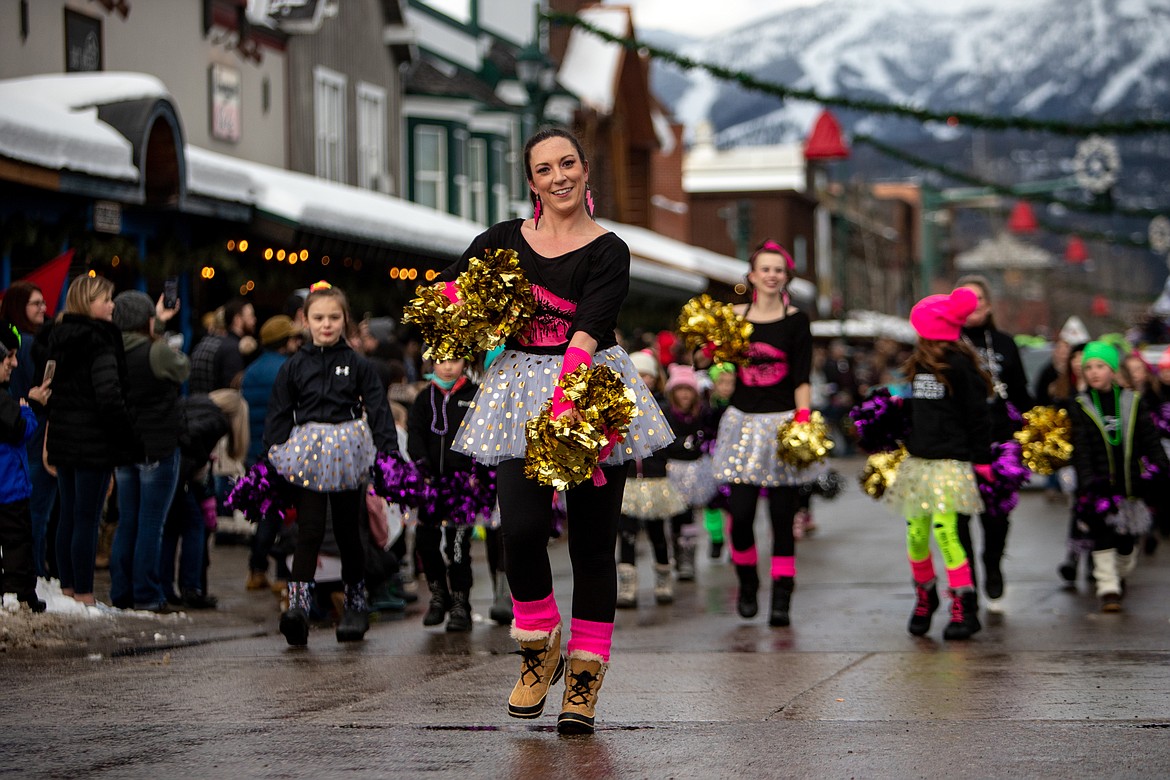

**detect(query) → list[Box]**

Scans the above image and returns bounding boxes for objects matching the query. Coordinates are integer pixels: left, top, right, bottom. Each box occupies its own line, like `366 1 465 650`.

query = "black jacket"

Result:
662 405 716 463
263 340 398 453
407 378 477 475
1070 386 1169 501
904 348 993 465
123 340 181 463
46 314 135 468
961 323 1033 442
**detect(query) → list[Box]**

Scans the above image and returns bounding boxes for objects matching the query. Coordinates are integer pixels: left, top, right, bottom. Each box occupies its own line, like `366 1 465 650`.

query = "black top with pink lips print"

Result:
728 311 812 414
443 219 630 356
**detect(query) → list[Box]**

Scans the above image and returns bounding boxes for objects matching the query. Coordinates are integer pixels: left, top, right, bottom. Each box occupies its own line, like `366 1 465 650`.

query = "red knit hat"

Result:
909 288 979 342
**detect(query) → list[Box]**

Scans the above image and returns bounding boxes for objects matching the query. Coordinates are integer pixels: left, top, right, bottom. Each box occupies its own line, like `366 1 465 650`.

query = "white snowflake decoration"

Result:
1149 215 1170 256
1073 135 1120 194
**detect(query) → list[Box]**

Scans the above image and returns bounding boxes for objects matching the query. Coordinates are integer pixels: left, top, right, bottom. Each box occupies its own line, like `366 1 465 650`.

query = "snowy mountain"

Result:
651 0 1170 146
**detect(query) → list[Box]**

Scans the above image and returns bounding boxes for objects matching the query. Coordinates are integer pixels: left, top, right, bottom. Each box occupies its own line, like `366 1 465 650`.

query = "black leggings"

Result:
618 515 669 566
957 510 1010 586
291 488 364 585
728 484 798 559
416 521 473 592
495 458 627 623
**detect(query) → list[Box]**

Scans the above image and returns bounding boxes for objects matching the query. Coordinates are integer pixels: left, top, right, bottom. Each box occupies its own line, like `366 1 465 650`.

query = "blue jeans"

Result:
55 465 111 595
162 480 207 594
111 450 181 608
28 452 58 579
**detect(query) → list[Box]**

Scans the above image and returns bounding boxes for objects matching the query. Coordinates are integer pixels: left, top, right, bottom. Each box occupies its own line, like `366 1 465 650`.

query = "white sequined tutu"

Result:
1105 498 1152 536
711 406 820 487
667 456 719 506
883 456 984 517
268 420 375 492
620 477 688 520
452 346 674 466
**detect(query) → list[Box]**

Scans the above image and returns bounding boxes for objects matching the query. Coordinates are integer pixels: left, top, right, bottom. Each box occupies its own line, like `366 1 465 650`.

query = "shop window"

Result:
413 125 447 211
314 66 347 183
356 82 388 192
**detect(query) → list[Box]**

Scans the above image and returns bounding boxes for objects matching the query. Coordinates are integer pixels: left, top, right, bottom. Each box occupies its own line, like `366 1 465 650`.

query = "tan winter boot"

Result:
507 623 566 719
557 652 609 735
616 563 637 609
653 563 674 605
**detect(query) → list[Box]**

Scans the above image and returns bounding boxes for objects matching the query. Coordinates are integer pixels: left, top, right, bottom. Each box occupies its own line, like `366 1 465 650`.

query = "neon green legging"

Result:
906 512 972 588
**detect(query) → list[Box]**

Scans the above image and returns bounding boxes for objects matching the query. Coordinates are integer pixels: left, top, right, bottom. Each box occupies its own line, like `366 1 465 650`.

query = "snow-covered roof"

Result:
810 310 917 343
557 7 626 116
0 72 169 181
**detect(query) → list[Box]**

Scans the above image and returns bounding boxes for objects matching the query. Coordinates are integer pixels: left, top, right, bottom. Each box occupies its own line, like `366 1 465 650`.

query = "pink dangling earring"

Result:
532 197 542 229
585 185 595 219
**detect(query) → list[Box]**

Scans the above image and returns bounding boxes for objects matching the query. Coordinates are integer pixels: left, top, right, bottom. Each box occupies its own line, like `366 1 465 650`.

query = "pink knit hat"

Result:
665 363 699 395
909 288 979 342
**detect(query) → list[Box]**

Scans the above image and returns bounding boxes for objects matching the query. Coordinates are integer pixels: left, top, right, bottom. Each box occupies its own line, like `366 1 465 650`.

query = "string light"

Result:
264 248 274 260
239 239 249 252
276 249 286 261
321 256 330 265
226 240 236 251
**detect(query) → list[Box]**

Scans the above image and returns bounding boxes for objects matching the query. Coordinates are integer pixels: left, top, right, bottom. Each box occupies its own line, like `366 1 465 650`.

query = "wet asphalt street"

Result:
2 459 1169 779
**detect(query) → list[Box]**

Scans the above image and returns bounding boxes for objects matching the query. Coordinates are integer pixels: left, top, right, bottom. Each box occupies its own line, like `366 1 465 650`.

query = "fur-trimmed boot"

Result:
942 588 981 640
279 581 313 646
557 652 609 735
908 579 940 637
489 572 514 625
653 563 674 605
336 581 370 642
769 576 794 627
507 623 566 719
616 563 638 609
735 564 759 618
1092 549 1123 612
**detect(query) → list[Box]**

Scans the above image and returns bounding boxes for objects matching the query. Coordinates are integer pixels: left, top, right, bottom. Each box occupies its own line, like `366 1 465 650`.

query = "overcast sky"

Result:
604 0 827 37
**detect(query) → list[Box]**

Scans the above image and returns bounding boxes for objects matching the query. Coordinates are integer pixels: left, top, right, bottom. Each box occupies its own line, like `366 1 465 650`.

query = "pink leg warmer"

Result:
511 592 560 633
567 617 614 662
730 546 758 566
910 556 936 585
770 555 796 580
945 562 974 591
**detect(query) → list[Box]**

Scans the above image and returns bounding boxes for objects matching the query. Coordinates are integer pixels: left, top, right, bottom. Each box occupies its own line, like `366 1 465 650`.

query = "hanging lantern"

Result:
1007 202 1038 234
803 110 850 161
1091 294 1111 318
1064 235 1088 265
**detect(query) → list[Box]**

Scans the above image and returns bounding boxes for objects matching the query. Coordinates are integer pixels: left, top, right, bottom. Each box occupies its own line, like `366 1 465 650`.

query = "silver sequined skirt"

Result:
711 406 819 487
268 420 375 492
667 456 719 506
452 346 674 466
621 477 689 520
883 456 984 517
1106 498 1153 536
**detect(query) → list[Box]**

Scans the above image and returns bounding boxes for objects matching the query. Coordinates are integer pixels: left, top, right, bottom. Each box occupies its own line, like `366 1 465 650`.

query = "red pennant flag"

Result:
8 249 75 317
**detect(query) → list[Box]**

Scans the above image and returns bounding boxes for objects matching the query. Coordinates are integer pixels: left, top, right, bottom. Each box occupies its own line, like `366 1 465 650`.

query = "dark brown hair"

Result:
304 283 352 333
0 281 43 334
903 338 993 396
523 127 588 212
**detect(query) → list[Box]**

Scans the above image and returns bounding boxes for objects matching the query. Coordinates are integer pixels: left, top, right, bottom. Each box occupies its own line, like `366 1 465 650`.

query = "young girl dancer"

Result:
441 128 672 735
1069 341 1169 611
616 351 686 607
707 240 814 628
264 282 399 646
885 288 992 640
408 357 481 632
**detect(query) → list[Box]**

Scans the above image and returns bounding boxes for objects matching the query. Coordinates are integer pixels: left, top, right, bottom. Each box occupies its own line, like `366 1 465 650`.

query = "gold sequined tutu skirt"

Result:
452 346 674 466
667 456 719 506
882 456 984 517
620 476 688 520
711 406 819 487
268 420 375 492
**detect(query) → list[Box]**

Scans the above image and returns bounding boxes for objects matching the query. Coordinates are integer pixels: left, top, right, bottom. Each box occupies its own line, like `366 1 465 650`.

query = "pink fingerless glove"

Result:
794 408 811 424
441 281 459 304
551 347 592 419
974 464 994 482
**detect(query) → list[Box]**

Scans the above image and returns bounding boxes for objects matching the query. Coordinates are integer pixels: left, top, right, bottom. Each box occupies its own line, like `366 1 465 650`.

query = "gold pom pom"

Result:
860 446 908 499
1013 405 1072 476
676 294 754 366
776 411 834 469
402 248 536 362
524 365 639 490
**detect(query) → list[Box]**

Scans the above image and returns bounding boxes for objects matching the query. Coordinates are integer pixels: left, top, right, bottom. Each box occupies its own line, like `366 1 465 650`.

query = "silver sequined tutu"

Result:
268 420 375 492
452 346 674 466
1106 498 1152 536
667 456 719 506
711 406 820 487
620 477 688 520
883 456 984 517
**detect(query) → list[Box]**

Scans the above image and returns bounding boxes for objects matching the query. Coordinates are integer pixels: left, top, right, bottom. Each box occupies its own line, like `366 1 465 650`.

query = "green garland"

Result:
545 11 1170 137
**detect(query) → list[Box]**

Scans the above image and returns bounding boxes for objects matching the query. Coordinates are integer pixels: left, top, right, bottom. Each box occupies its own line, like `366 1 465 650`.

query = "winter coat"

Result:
1070 386 1169 502
961 322 1033 442
240 349 289 465
0 391 36 502
263 340 398 454
407 377 476 475
904 347 993 465
46 314 135 469
122 333 190 463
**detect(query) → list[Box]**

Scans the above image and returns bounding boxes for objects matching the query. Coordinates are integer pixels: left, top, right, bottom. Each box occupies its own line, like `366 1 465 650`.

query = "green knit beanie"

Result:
1082 340 1119 373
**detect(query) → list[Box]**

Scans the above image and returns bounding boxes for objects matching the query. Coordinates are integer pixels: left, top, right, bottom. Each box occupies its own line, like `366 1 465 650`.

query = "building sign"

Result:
93 201 122 234
210 63 242 143
64 10 102 72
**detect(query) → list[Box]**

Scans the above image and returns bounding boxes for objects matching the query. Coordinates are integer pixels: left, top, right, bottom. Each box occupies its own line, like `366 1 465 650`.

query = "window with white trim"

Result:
468 137 488 224
356 83 388 192
453 129 469 218
413 125 447 211
491 140 509 223
314 67 347 183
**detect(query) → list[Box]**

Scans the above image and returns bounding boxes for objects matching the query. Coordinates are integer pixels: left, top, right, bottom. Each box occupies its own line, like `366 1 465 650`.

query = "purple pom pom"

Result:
436 467 498 525
975 440 1030 515
1152 402 1170 439
370 452 437 510
848 388 910 453
226 459 294 525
